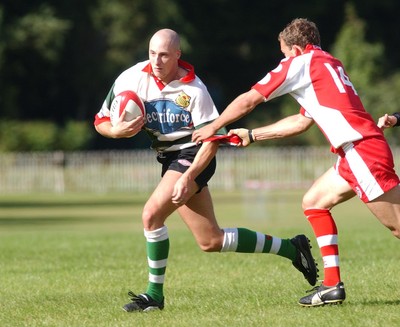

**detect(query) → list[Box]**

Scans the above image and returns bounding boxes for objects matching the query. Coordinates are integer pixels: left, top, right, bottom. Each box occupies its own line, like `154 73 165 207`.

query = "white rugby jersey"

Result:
95 59 224 152
252 45 383 152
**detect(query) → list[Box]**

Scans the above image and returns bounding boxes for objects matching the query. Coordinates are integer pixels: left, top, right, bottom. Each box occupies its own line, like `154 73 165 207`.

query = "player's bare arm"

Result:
95 113 145 139
172 141 219 206
252 113 314 141
192 89 265 143
228 114 313 146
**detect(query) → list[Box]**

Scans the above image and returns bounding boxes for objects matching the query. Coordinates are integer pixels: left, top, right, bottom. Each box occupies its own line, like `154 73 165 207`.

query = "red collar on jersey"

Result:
142 59 196 83
304 44 322 52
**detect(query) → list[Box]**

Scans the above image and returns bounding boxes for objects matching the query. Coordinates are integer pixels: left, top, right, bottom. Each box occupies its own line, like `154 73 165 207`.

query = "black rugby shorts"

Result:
157 146 216 191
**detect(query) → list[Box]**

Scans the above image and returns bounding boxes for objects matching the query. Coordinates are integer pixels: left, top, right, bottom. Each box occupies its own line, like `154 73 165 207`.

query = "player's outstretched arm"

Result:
228 114 314 146
192 89 265 143
252 113 314 141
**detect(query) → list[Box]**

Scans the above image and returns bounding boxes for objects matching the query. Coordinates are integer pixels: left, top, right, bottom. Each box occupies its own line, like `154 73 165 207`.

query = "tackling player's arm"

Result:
252 113 314 141
229 113 314 146
192 89 265 143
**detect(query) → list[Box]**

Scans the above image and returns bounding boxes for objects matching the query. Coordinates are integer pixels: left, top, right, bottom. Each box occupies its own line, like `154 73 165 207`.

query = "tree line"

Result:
1 0 400 151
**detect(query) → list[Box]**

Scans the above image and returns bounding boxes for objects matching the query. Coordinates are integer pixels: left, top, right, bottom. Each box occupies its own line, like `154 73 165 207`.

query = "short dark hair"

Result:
278 18 321 49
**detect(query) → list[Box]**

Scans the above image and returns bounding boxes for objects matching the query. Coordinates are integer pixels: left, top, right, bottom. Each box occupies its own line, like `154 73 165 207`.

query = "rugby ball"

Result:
109 90 145 126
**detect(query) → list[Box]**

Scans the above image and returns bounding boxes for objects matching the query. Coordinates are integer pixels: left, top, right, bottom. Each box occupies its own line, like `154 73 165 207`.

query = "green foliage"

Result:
330 3 400 122
2 2 400 149
331 4 384 92
372 72 400 145
0 120 94 152
7 4 71 62
0 5 4 68
58 121 95 151
91 1 148 67
0 121 57 151
91 0 185 70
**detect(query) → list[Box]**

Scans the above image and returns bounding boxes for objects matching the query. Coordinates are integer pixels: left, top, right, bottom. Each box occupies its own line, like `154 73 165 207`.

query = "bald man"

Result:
94 29 317 312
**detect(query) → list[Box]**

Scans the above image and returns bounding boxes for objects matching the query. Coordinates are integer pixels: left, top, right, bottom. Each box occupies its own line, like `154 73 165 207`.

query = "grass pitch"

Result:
1 190 399 327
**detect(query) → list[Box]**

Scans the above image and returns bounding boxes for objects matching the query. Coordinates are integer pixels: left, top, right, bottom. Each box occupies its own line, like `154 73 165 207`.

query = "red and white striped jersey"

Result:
252 45 383 151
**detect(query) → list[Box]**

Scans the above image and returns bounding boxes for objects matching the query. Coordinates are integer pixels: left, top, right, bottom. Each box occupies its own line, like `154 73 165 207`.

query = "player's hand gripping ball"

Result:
110 90 145 126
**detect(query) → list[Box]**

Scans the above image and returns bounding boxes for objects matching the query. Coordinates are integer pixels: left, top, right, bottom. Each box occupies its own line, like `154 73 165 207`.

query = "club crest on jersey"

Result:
175 92 191 108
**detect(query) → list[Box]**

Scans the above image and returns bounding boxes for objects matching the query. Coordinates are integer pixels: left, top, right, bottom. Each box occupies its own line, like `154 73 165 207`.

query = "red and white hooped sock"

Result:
304 208 341 286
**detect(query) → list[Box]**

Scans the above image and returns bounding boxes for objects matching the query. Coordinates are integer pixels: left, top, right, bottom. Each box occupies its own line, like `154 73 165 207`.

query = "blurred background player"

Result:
193 18 400 307
94 28 318 312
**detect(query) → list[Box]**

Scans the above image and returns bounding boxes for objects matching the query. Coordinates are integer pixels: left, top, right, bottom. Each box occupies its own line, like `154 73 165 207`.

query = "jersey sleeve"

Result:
299 106 313 118
190 78 224 134
252 56 308 101
94 85 115 126
94 62 145 126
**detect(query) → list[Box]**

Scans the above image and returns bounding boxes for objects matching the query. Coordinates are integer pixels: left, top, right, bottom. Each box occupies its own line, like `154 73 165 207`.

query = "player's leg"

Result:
342 136 400 238
299 167 354 306
178 186 318 286
177 185 223 250
366 185 400 238
302 166 356 210
301 138 400 306
124 170 189 312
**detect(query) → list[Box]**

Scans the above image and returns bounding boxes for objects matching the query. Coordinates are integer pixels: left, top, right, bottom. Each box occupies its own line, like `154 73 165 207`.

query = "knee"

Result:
141 207 152 224
197 236 223 252
302 189 339 211
302 192 316 211
390 227 400 239
142 207 158 230
380 215 400 239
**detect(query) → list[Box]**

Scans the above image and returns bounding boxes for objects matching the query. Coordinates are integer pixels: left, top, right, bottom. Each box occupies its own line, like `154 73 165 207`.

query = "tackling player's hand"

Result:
192 124 218 144
377 114 397 130
228 128 253 147
110 112 145 138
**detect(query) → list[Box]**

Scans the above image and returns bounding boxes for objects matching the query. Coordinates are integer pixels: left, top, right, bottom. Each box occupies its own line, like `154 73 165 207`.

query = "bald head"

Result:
149 29 181 53
148 29 182 84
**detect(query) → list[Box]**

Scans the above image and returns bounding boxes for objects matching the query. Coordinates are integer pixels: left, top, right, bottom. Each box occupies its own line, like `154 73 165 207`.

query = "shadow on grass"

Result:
0 216 129 226
0 199 143 208
359 299 400 306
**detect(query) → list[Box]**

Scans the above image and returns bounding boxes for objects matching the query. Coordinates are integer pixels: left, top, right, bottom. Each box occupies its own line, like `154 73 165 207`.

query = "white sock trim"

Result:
221 228 238 252
144 226 168 242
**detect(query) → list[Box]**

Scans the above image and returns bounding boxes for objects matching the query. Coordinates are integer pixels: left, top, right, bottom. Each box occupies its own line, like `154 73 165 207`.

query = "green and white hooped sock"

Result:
144 225 169 302
221 228 296 260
